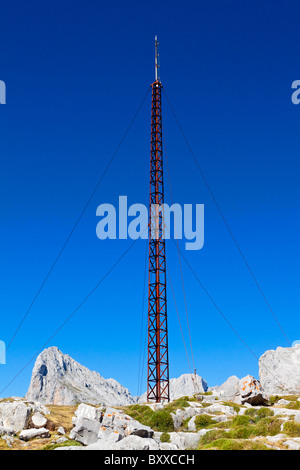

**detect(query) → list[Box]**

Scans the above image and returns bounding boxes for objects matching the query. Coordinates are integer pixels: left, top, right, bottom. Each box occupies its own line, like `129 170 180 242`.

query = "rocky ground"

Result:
1 344 299 450
1 392 300 450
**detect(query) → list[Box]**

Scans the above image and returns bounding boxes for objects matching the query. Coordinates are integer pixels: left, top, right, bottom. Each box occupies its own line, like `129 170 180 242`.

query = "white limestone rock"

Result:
32 412 47 428
237 375 269 406
139 373 207 403
0 426 15 437
100 407 154 438
19 427 50 441
259 345 300 394
26 347 136 406
276 399 291 407
0 402 31 433
284 439 300 450
216 375 268 405
74 404 103 425
204 403 236 416
187 416 196 431
107 435 159 451
171 406 202 431
217 376 240 400
70 418 101 446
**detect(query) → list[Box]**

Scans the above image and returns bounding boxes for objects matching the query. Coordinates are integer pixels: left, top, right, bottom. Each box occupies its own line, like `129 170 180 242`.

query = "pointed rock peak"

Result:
26 347 135 407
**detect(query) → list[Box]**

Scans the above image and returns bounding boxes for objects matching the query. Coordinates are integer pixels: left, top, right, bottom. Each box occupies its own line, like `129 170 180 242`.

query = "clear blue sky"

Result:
1 0 300 398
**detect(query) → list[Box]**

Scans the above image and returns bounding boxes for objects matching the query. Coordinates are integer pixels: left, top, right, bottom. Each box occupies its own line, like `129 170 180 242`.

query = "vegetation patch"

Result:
125 405 174 432
198 429 228 446
269 395 300 410
221 402 241 414
47 405 78 433
160 432 171 443
164 397 191 412
42 439 82 451
200 438 271 450
244 407 274 420
194 414 217 430
283 421 300 437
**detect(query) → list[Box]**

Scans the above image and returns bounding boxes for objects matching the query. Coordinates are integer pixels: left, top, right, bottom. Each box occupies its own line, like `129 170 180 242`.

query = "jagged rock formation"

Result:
210 375 268 405
139 373 208 403
26 347 136 406
259 344 300 395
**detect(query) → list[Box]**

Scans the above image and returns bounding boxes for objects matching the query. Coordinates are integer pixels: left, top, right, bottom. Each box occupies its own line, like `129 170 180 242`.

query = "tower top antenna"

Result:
155 35 160 82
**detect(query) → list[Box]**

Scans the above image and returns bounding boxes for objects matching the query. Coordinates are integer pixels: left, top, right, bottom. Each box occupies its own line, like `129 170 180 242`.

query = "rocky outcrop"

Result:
215 376 240 400
139 373 207 403
68 404 156 449
0 402 31 433
215 375 268 405
0 400 50 434
26 347 136 406
259 345 300 395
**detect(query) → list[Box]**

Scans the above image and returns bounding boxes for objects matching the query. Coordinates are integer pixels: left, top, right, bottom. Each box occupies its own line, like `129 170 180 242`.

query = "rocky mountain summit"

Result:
26 347 135 406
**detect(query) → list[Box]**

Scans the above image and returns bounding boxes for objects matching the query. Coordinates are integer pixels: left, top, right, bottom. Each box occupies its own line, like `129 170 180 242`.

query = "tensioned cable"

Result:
163 88 291 347
166 264 192 375
171 237 291 395
139 302 148 398
0 237 142 397
1 86 151 363
163 135 196 371
137 239 148 397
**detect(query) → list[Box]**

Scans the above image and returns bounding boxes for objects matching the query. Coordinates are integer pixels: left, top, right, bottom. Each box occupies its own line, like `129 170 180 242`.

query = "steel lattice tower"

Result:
147 37 170 403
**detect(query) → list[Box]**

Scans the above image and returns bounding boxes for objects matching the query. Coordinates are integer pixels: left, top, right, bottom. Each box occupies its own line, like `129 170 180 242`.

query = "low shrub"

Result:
194 414 217 430
160 432 171 443
283 421 300 437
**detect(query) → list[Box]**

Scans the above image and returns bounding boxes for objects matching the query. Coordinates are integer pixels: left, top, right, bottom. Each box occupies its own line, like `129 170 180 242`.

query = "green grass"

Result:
244 407 274 420
221 402 241 414
124 405 174 432
198 429 228 446
283 421 300 437
42 440 82 451
194 414 217 430
197 413 283 449
160 432 171 443
164 397 191 412
269 395 300 410
200 438 271 450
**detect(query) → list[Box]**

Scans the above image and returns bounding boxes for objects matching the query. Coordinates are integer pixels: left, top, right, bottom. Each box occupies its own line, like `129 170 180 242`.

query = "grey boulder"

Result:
19 427 50 441
70 418 101 446
101 407 154 438
216 375 268 405
0 402 31 433
0 426 15 436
